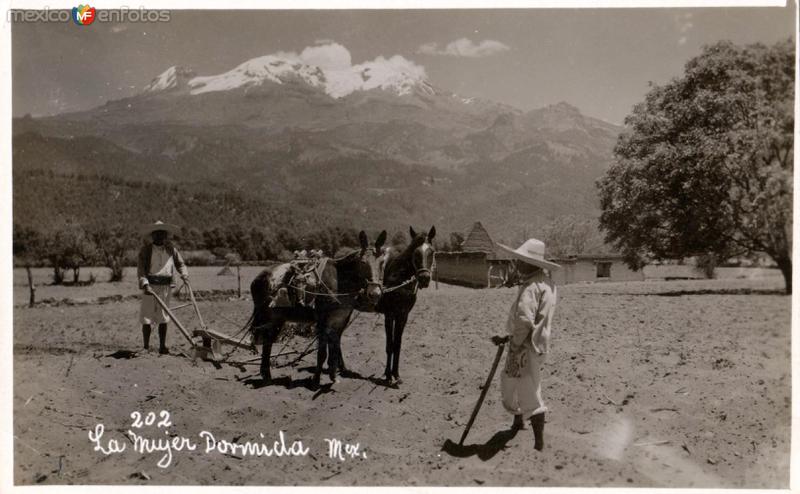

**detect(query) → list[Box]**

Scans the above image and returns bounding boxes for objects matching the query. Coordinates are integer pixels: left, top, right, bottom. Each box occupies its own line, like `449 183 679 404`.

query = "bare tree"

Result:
13 224 43 307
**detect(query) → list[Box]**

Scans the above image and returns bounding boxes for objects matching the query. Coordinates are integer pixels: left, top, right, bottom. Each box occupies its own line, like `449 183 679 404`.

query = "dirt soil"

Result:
12 276 790 487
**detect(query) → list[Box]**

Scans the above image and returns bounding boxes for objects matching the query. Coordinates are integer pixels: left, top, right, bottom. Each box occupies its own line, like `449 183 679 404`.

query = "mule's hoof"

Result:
312 374 321 388
393 376 403 385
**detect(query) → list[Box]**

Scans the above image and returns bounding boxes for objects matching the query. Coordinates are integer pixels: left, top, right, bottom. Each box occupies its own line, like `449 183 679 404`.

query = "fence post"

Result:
237 264 242 298
26 266 36 307
434 252 439 290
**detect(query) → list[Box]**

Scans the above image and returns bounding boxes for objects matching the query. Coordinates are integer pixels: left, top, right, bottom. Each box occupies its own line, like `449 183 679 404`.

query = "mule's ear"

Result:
428 226 437 242
409 226 417 239
358 230 369 249
375 230 387 251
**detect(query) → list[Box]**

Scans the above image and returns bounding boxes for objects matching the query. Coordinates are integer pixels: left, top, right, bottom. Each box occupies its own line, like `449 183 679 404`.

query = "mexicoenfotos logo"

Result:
7 7 171 24
72 5 96 25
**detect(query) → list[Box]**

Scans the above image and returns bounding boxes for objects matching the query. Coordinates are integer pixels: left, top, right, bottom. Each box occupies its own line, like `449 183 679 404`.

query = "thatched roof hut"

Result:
460 221 514 260
461 221 496 253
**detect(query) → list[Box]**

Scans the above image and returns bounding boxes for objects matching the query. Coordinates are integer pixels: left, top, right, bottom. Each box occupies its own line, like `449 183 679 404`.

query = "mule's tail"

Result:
250 269 271 334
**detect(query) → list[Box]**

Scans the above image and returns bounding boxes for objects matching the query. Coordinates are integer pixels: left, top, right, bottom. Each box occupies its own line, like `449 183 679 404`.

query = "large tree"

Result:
44 227 97 285
89 224 137 282
598 40 794 292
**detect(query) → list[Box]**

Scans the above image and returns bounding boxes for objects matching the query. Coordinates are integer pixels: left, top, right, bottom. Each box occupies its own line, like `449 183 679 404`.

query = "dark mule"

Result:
375 226 436 385
250 230 387 385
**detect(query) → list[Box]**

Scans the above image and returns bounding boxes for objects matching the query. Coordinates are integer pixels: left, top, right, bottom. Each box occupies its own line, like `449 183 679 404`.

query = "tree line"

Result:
12 221 465 285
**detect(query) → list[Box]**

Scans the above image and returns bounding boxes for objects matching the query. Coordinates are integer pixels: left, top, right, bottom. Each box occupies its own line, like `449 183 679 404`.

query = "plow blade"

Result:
193 328 256 352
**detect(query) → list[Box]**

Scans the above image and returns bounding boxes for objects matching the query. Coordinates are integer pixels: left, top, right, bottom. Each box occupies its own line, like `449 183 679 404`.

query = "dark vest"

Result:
137 242 185 285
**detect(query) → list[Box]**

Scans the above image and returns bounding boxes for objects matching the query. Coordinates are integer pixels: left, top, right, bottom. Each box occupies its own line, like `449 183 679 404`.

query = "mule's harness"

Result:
382 250 435 295
274 245 436 302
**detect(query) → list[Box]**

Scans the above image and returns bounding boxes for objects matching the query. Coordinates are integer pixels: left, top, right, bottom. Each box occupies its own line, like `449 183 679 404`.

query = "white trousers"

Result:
500 350 547 419
139 284 171 326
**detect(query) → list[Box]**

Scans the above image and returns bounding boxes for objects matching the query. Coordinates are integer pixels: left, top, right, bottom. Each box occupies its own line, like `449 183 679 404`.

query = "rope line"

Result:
284 281 363 298
382 277 418 293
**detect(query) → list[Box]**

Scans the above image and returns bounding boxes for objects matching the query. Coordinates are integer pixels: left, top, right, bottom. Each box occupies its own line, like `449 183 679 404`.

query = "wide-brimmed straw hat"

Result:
496 238 561 271
140 220 179 236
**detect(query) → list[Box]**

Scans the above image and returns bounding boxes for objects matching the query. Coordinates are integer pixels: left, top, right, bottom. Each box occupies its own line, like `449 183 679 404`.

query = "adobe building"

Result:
549 254 645 285
435 221 644 287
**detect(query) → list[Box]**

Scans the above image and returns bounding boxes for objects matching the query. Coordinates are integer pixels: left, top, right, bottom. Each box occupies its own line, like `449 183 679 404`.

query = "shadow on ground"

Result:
441 428 519 461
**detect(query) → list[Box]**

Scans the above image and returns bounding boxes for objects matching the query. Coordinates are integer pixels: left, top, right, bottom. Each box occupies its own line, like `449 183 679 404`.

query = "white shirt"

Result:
506 270 557 355
149 245 176 277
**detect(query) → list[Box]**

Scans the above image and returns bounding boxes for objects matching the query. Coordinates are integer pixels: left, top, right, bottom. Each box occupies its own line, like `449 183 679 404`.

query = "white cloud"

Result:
299 42 352 69
417 38 510 58
355 55 428 91
288 42 428 97
674 12 694 33
674 12 693 46
417 42 439 55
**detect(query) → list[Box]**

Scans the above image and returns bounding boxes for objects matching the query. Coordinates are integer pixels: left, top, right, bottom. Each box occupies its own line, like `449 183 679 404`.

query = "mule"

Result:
250 230 387 385
375 226 436 385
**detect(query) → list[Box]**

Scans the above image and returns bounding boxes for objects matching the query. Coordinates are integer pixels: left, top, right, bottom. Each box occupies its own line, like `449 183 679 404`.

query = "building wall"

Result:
434 252 491 288
552 259 644 284
593 260 644 282
437 253 648 287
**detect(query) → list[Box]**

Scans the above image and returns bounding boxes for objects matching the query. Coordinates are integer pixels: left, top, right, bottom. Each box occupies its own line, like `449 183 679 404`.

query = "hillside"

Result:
12 49 622 243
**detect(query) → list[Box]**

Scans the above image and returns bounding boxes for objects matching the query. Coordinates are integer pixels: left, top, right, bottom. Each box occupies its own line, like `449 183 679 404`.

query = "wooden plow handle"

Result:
458 339 506 446
183 280 206 330
145 287 197 349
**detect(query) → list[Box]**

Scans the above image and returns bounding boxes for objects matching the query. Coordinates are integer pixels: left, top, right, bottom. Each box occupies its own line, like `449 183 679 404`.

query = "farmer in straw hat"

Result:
493 238 560 451
137 221 189 355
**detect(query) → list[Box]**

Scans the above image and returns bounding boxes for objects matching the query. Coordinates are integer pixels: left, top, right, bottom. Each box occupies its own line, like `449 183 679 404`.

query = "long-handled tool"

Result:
145 283 254 362
145 286 198 349
458 337 507 446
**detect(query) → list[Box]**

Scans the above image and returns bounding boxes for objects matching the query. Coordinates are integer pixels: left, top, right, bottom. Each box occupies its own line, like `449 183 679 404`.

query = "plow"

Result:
145 281 257 362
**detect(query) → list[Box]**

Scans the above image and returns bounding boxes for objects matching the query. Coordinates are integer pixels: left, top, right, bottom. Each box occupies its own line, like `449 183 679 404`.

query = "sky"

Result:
11 5 796 124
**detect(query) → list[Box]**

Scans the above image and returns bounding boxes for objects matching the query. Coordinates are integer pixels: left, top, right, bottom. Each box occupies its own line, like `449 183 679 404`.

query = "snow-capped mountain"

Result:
13 44 623 238
142 66 197 93
44 48 517 143
143 52 435 99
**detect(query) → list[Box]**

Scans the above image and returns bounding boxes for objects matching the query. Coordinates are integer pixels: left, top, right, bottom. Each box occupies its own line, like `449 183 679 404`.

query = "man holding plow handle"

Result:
137 220 189 355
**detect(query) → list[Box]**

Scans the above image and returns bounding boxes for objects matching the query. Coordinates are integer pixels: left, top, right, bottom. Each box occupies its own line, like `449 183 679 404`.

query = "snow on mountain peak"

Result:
188 55 326 95
144 43 433 99
353 55 432 96
143 66 196 92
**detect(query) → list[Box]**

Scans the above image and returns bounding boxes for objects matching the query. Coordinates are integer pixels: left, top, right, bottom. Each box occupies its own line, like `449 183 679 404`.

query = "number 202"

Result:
130 410 172 428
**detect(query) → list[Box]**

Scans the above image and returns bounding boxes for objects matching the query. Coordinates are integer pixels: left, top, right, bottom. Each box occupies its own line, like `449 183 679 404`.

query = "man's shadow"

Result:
441 428 518 461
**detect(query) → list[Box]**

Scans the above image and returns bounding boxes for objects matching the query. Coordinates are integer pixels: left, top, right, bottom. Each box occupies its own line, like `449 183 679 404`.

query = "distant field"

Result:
11 266 272 306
